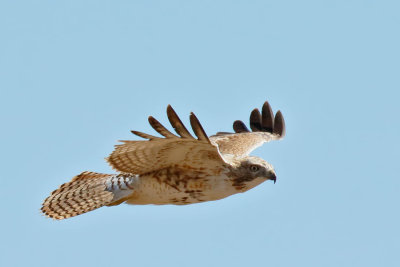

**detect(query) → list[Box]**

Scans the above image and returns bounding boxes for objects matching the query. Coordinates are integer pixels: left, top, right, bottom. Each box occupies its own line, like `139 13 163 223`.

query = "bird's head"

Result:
230 156 276 191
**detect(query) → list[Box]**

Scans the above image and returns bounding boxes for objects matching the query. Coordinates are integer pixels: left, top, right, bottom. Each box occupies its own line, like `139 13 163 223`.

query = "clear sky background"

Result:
1 1 399 266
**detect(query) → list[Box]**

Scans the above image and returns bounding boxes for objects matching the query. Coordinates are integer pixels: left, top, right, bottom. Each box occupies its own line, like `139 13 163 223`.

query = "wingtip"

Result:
261 101 274 133
131 130 160 140
189 112 210 142
250 108 262 131
273 110 286 137
166 104 175 115
166 105 175 117
233 120 250 133
148 115 177 138
262 101 271 111
166 105 194 138
148 115 155 122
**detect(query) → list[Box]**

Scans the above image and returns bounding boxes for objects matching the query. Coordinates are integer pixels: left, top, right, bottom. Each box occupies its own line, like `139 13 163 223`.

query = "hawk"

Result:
41 100 285 220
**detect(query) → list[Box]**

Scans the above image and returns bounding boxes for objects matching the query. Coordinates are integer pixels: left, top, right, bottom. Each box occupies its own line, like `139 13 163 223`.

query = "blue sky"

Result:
1 1 399 266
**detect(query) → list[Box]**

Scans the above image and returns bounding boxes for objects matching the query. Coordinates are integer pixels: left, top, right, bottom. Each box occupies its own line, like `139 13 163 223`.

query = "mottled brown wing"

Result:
210 101 285 156
107 106 226 174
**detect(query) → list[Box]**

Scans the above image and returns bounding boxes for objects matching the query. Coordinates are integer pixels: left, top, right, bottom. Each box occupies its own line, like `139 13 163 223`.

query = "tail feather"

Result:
41 171 135 220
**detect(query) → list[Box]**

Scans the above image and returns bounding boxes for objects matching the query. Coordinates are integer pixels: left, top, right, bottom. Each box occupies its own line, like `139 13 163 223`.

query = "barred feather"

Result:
41 172 135 220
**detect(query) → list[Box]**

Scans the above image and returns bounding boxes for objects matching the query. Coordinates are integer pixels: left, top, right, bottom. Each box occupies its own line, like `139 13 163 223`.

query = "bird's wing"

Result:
209 101 286 156
107 105 226 175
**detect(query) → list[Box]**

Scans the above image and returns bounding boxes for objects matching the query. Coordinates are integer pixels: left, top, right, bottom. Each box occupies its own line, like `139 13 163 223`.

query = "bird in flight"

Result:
41 100 285 220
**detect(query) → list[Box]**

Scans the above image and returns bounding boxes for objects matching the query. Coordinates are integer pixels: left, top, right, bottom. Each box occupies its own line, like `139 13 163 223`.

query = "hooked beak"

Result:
269 172 277 184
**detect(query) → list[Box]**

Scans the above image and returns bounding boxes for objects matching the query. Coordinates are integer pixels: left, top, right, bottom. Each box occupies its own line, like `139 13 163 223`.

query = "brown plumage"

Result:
41 172 114 220
41 100 285 220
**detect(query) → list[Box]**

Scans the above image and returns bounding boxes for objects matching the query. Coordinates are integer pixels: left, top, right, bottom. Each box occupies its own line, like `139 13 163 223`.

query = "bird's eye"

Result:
250 165 260 172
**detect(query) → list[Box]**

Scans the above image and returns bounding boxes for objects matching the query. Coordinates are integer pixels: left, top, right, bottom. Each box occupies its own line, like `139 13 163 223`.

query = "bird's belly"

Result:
125 174 237 205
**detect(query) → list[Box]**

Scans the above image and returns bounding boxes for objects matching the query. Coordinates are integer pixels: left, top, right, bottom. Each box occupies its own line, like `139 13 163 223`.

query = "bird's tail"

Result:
41 171 136 220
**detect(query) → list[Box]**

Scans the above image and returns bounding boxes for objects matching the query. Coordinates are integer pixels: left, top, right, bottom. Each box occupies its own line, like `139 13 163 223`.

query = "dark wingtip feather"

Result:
261 101 274 133
233 120 250 133
131 130 160 140
250 108 262 131
189 112 210 142
273 110 286 137
166 105 194 139
148 116 176 138
229 100 285 139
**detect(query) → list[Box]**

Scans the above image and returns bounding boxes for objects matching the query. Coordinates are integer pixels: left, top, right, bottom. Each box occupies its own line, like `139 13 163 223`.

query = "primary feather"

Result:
41 100 285 220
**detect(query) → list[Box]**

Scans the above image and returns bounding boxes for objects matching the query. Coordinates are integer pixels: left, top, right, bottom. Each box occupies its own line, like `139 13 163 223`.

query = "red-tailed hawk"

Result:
41 100 285 220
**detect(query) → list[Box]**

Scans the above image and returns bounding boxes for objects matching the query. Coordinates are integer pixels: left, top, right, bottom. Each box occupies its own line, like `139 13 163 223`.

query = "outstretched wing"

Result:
107 105 226 175
209 101 285 156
